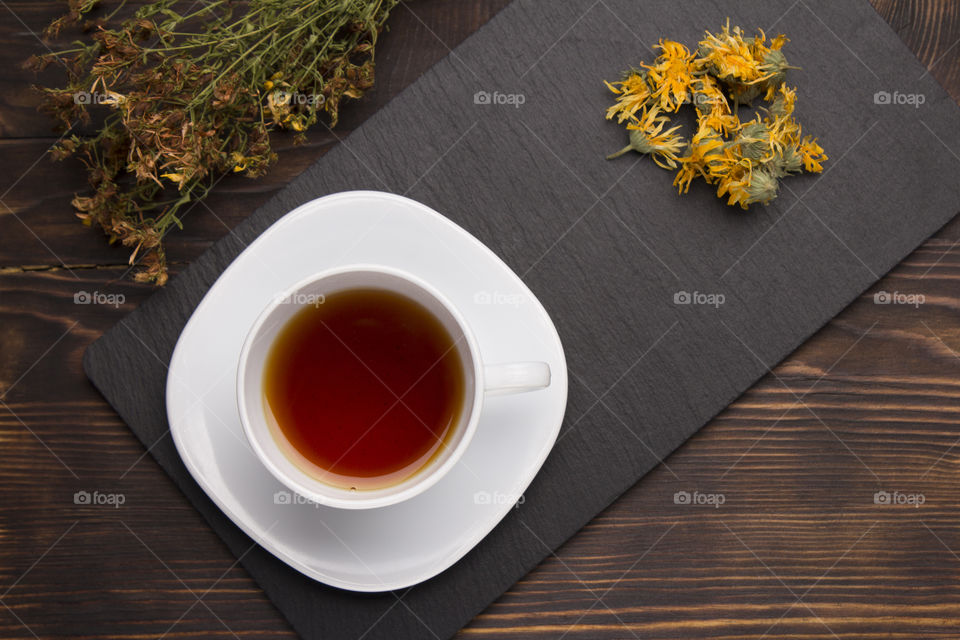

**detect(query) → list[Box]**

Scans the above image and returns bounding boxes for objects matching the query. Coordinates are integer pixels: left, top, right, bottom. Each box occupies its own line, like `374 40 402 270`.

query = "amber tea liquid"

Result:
262 288 465 490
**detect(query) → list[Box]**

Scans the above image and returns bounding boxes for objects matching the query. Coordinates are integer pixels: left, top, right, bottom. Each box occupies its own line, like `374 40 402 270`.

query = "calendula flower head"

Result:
750 31 797 100
697 22 795 106
758 49 795 99
769 144 804 176
605 70 653 123
643 39 698 112
733 117 784 163
717 164 779 209
607 106 686 169
697 22 766 85
673 123 737 193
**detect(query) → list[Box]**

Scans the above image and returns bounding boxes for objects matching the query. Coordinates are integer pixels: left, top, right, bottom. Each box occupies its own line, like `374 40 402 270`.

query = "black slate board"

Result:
84 1 960 638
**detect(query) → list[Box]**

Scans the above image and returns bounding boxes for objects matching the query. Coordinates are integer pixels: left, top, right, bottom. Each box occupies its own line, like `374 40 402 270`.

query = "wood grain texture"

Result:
2 1 960 639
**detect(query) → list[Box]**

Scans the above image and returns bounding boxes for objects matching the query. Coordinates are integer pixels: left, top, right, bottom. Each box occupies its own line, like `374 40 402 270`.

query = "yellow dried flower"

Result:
696 22 797 106
605 72 652 123
673 125 727 193
717 164 779 209
751 33 797 99
643 40 698 112
697 22 766 85
607 106 686 169
734 116 783 163
770 145 804 176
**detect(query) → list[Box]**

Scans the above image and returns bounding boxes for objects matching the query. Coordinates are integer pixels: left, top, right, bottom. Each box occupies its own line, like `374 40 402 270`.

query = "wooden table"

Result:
2 1 960 638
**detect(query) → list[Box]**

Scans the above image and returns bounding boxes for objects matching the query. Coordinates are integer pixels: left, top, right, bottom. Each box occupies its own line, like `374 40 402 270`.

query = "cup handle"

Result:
484 362 551 396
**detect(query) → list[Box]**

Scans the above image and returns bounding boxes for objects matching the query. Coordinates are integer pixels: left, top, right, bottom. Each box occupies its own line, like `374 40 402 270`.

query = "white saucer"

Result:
166 191 568 592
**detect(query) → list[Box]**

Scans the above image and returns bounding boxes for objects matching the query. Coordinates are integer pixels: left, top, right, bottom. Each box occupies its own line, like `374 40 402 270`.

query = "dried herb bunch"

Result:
28 0 398 284
605 22 827 209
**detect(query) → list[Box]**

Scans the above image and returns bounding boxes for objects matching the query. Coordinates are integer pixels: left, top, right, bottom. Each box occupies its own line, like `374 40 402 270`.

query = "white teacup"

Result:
237 264 551 509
